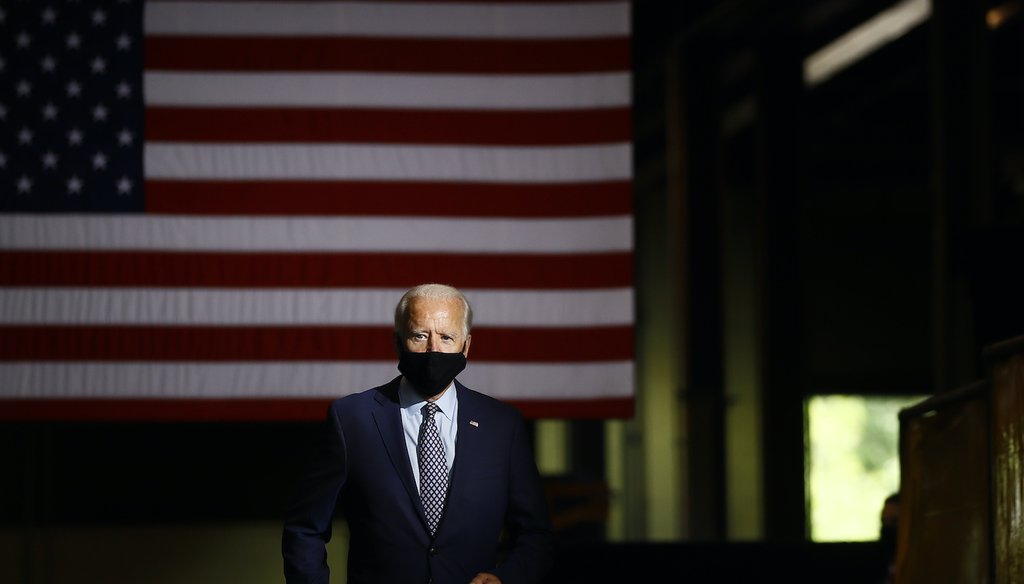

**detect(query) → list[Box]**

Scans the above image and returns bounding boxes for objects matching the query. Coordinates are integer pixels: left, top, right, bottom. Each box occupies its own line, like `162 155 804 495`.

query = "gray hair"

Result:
394 283 473 337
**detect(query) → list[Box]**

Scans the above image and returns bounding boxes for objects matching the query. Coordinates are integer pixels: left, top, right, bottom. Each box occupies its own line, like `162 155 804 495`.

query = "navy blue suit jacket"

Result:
282 376 554 584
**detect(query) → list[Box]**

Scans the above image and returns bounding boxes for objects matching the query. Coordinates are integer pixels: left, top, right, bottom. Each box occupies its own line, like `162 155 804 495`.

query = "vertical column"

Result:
676 35 727 540
928 0 991 392
756 32 806 541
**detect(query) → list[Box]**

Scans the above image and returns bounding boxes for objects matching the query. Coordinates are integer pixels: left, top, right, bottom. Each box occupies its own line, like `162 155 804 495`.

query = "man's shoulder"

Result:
456 382 524 419
329 376 402 410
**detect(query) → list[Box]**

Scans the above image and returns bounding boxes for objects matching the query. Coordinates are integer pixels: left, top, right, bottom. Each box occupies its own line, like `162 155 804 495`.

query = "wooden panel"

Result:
897 385 991 583
992 351 1024 584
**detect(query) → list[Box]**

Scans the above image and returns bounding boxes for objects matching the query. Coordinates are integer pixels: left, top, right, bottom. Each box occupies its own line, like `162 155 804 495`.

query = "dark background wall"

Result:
3 0 1023 582
634 0 1024 541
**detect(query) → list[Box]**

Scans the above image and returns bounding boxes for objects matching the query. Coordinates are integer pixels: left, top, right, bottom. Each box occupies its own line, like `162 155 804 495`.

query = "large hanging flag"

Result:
0 1 633 421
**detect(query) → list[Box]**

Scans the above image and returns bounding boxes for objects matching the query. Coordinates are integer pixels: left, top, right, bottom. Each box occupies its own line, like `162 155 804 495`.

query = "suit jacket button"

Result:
429 547 438 555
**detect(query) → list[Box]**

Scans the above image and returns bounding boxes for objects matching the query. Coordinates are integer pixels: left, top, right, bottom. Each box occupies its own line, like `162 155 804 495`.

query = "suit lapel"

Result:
371 377 424 518
448 382 481 508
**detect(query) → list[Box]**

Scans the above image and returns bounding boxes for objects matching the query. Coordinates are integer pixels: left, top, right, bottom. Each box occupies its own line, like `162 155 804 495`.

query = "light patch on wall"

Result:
804 393 927 541
987 1 1021 29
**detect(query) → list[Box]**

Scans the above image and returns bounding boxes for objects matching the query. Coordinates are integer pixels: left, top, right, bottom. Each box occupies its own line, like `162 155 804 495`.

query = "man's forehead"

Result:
409 296 459 311
406 297 464 324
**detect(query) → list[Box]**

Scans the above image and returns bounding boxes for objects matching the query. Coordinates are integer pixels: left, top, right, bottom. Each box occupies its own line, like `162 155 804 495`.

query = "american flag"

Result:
0 0 634 421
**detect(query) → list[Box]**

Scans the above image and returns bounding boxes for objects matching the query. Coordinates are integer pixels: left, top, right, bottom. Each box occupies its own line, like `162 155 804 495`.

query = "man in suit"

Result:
282 283 554 584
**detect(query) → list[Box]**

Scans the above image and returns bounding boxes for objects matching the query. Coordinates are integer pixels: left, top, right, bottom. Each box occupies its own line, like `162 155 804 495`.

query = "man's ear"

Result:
462 334 471 358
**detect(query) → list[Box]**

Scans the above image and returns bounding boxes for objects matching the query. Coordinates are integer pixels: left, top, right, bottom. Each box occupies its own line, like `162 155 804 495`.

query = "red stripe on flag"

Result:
0 251 633 288
0 397 633 421
145 36 631 74
146 107 632 145
0 325 633 361
144 181 632 217
512 398 633 419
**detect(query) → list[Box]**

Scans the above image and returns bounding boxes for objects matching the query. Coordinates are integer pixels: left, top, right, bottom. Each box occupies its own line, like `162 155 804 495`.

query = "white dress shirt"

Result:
399 377 459 489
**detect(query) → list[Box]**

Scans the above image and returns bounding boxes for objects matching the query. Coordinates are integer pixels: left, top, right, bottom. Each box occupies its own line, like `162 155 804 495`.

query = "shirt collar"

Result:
398 377 457 420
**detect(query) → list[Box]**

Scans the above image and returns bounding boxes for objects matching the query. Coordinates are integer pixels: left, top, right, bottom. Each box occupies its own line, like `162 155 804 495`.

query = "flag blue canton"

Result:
1 0 144 212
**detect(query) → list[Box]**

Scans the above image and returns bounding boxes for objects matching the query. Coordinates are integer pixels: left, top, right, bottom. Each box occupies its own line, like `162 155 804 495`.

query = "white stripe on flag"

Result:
144 72 632 110
0 216 633 253
143 143 632 182
0 288 634 326
144 1 631 39
0 361 635 399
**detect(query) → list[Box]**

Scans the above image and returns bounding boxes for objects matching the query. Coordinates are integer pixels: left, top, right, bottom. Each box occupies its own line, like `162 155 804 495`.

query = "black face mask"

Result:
397 348 467 399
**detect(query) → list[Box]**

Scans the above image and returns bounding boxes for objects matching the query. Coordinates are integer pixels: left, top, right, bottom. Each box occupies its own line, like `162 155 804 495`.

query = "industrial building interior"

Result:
3 0 1024 582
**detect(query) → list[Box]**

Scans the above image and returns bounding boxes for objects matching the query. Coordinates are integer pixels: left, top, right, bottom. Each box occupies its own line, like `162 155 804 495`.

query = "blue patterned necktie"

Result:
418 402 448 535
